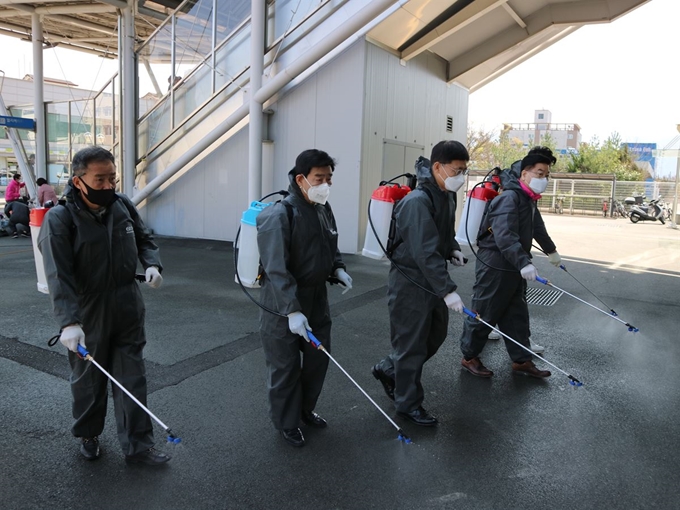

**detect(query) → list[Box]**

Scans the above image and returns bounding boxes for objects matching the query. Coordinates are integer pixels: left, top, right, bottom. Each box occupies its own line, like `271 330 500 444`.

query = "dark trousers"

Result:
459 260 532 363
69 312 153 456
378 276 448 414
260 284 332 430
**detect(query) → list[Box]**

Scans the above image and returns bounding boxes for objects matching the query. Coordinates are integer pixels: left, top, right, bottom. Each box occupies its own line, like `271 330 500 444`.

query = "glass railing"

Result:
135 0 342 163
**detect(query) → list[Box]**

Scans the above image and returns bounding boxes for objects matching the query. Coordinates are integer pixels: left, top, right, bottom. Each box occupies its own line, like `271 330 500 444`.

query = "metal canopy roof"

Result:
368 0 651 91
0 0 176 58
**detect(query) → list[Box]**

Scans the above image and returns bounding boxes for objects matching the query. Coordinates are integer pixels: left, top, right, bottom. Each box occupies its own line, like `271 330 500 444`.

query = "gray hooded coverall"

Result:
256 171 345 430
38 185 162 455
459 164 556 362
376 159 460 414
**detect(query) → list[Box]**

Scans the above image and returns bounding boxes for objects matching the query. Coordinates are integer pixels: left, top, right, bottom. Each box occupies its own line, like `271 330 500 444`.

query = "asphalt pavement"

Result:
1 214 679 510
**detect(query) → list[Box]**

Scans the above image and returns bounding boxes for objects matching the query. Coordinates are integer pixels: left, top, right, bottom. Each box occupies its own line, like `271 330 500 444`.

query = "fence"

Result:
466 175 678 218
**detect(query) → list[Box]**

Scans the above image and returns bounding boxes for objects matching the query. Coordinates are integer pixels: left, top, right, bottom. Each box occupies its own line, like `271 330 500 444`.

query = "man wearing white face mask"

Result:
256 149 351 447
459 146 560 379
372 140 469 427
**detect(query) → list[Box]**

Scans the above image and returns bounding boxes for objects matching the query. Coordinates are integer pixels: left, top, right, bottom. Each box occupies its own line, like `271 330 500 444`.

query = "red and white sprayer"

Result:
455 168 501 248
362 174 416 260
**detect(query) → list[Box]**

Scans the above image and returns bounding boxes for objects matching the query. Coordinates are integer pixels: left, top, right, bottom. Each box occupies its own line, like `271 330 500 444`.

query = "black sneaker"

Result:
12 232 18 239
21 232 30 238
80 437 100 460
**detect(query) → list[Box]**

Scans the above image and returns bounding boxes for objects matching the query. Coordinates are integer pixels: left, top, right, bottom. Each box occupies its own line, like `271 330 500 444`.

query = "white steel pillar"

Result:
32 13 46 180
248 0 265 203
121 1 136 196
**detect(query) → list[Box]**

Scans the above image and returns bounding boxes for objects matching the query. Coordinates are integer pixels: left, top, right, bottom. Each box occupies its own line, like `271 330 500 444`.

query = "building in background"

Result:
623 142 656 176
1 75 96 182
501 109 581 152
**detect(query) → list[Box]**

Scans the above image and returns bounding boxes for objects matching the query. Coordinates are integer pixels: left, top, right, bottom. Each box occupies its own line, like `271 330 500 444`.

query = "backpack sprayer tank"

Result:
235 201 273 288
362 181 412 260
455 170 501 248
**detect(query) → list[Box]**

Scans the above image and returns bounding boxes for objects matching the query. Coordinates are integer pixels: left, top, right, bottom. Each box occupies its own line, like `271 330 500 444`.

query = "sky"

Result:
467 0 679 177
0 0 678 176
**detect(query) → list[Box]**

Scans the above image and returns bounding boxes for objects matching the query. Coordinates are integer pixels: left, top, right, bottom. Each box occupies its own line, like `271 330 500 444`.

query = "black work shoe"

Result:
372 364 395 401
280 428 305 447
301 411 327 428
512 360 551 379
397 406 438 427
125 448 171 466
80 436 100 460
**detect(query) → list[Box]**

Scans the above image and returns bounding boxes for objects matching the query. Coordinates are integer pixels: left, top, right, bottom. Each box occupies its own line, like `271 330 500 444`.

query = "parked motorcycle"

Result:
626 196 666 224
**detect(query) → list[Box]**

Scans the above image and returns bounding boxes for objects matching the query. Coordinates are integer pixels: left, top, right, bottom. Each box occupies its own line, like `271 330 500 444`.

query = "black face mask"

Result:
78 179 117 207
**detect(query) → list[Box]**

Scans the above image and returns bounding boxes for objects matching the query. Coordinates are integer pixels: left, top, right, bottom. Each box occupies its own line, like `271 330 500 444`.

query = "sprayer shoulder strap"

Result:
387 186 435 256
477 189 520 242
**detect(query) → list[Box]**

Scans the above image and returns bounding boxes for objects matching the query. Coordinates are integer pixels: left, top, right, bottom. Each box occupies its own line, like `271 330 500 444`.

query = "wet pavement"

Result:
1 214 679 509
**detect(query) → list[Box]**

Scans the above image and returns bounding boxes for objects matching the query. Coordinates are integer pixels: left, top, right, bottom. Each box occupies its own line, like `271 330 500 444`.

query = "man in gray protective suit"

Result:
256 149 352 447
38 146 170 465
372 140 469 427
459 146 561 379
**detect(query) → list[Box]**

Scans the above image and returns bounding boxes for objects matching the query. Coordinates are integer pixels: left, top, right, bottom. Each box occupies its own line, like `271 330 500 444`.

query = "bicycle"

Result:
554 196 565 214
611 199 628 219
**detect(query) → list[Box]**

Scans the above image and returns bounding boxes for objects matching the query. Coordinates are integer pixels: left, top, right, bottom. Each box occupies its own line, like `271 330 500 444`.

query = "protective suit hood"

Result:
499 161 523 192
415 157 437 186
287 168 310 202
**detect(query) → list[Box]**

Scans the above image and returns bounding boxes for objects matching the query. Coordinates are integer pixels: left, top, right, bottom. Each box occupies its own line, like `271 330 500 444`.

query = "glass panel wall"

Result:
46 102 70 187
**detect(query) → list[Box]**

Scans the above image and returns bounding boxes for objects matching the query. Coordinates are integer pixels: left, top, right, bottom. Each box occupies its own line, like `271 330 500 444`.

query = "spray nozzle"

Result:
397 431 412 444
568 376 583 387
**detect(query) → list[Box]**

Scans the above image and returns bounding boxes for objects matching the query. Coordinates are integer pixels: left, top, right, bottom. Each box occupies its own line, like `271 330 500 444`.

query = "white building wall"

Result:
141 39 469 254
359 41 469 251
143 40 366 252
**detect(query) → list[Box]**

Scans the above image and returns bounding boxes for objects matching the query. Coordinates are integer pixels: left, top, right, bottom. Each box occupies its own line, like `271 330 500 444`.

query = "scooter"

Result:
627 196 665 224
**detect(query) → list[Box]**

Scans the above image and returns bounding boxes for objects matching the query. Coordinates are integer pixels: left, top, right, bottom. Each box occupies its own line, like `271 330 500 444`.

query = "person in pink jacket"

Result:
36 178 58 207
4 173 26 213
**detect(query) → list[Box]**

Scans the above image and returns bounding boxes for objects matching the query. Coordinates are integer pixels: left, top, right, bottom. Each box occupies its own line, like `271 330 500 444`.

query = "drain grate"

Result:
526 287 563 306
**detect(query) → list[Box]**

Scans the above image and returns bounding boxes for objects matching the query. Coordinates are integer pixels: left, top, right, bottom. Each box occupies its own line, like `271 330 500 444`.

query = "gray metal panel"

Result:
269 40 366 253
382 142 404 182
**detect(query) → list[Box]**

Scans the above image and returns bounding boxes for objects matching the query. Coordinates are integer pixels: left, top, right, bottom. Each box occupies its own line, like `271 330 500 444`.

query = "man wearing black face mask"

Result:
37 146 170 465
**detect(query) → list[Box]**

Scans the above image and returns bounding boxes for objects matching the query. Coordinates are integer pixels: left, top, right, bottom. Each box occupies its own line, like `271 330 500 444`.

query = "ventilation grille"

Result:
526 287 563 306
446 116 453 132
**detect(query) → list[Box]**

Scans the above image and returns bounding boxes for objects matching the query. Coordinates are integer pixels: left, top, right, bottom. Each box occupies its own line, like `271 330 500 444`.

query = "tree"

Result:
566 133 643 180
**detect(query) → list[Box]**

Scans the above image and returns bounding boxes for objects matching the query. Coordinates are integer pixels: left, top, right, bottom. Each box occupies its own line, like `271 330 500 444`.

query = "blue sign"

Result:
0 115 35 130
624 142 656 171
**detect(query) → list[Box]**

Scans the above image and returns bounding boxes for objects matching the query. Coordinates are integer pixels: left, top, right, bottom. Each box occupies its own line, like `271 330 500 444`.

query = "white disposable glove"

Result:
547 251 561 267
334 268 353 294
444 291 464 313
287 311 311 341
451 250 466 267
145 266 163 289
60 325 86 353
520 264 539 281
